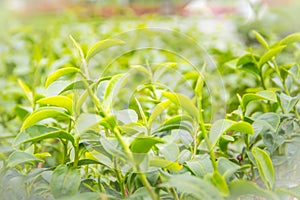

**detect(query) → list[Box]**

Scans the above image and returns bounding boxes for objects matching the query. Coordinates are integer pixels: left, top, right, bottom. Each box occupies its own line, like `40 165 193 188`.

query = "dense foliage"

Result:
1 8 300 200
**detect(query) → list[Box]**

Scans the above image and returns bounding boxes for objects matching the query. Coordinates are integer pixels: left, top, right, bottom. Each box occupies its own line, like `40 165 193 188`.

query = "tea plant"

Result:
1 22 300 199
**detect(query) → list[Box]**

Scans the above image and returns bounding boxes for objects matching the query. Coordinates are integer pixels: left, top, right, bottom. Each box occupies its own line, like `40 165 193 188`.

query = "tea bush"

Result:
0 12 300 200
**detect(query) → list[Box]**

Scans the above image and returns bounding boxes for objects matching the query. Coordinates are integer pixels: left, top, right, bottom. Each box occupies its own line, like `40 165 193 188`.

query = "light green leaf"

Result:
149 157 182 170
209 119 253 150
37 96 73 113
21 107 70 131
161 174 223 200
279 32 300 46
134 97 149 127
206 171 229 197
14 125 74 146
242 90 277 109
86 39 125 61
162 92 199 121
148 100 170 125
45 67 80 88
258 46 286 68
252 147 275 190
227 121 254 135
69 35 85 60
253 30 269 49
130 65 151 76
229 180 279 200
6 151 42 168
103 74 125 113
18 79 33 102
50 165 81 199
130 136 164 153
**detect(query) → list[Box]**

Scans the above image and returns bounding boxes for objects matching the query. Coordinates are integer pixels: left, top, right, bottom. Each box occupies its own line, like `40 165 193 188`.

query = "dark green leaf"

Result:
59 80 93 94
130 136 164 153
50 165 81 198
14 125 74 146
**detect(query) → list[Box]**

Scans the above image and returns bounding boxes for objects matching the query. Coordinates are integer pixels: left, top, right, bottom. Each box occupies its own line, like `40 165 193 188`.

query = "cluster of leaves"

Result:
1 28 300 200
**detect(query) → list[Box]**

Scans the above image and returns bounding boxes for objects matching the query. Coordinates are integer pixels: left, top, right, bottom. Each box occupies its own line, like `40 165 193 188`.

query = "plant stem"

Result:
73 136 80 167
171 187 180 200
114 158 126 198
138 171 158 200
197 92 218 171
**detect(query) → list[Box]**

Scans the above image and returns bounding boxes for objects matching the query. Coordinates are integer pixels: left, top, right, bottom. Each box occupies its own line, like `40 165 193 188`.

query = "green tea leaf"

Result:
14 125 74 146
69 35 85 60
50 165 81 198
161 174 223 200
279 32 300 46
162 92 199 121
14 105 30 120
217 157 241 181
103 74 125 113
209 120 253 150
149 157 182 170
18 79 33 102
242 90 277 109
258 46 286 68
59 80 93 94
185 156 213 178
253 112 280 132
21 107 70 131
252 147 275 190
227 121 254 135
207 171 229 197
86 39 125 61
6 151 42 168
148 100 170 125
45 67 80 88
229 180 279 200
279 93 299 114
37 96 73 113
253 30 269 49
130 136 164 153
